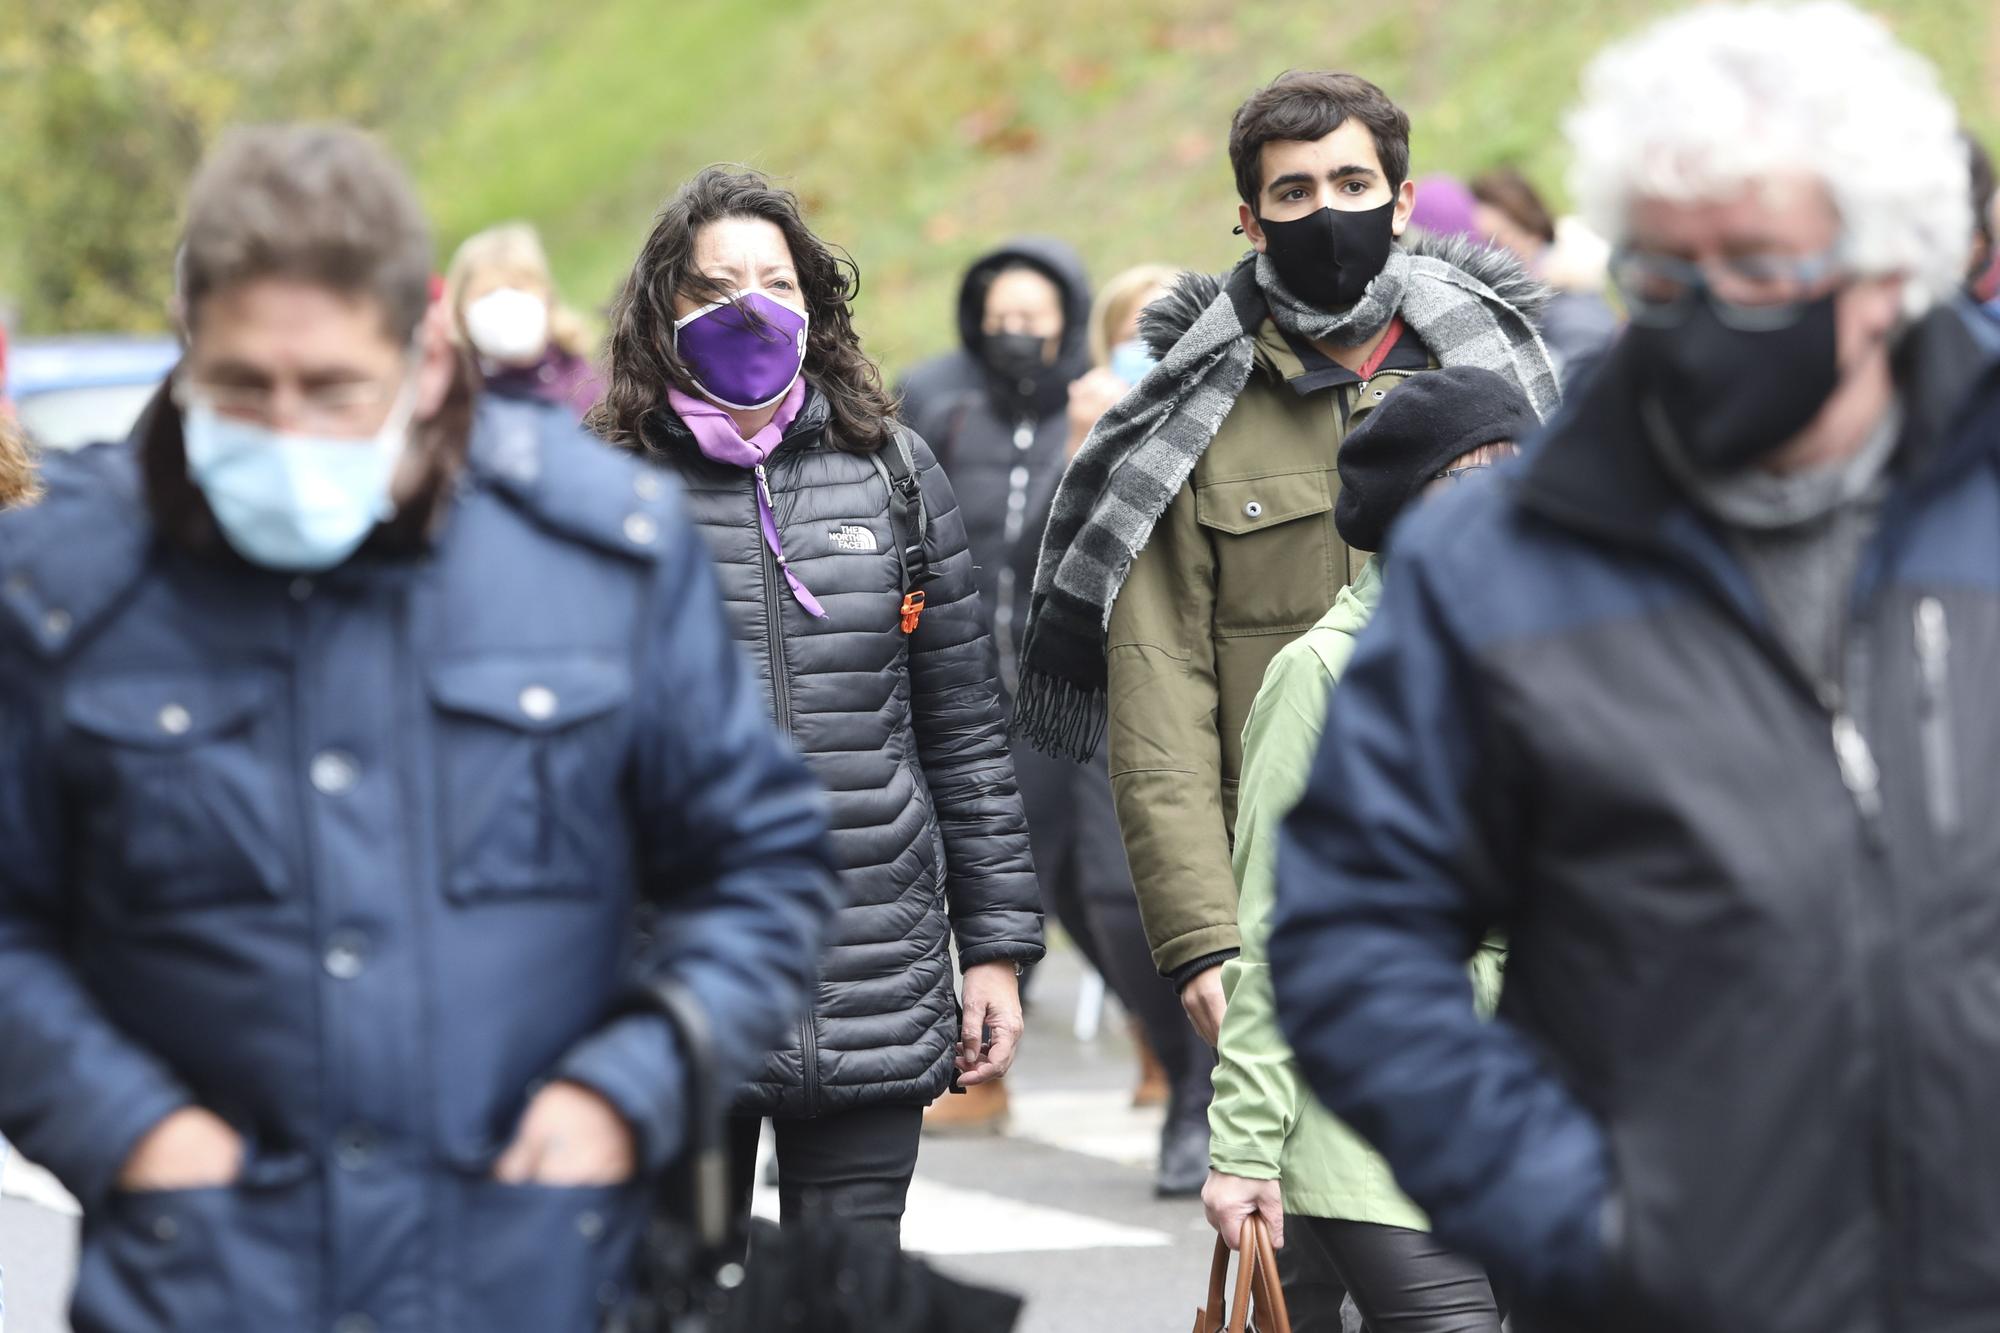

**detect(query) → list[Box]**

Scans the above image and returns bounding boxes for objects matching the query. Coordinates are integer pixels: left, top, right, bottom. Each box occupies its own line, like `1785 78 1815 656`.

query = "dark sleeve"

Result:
1266 546 1612 1305
557 496 839 1172
0 663 194 1209
902 432 1044 971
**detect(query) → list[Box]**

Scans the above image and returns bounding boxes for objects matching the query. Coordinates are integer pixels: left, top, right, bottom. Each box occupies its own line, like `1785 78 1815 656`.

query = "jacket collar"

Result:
642 382 830 460
1517 300 2000 552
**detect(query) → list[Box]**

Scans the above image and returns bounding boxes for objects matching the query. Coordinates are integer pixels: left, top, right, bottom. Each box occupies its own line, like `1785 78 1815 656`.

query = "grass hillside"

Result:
11 1 2000 372
410 0 1999 376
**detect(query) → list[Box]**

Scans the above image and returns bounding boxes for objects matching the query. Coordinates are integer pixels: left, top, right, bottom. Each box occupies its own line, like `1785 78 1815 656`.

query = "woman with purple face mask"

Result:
591 168 1044 1249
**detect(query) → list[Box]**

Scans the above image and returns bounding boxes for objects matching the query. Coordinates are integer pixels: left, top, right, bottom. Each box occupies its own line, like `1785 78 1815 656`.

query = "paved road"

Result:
0 946 1216 1331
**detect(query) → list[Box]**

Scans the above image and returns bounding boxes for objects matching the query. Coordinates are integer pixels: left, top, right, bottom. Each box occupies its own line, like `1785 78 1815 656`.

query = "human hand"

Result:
955 961 1025 1086
493 1081 637 1186
1202 1170 1285 1251
1065 368 1128 456
117 1107 245 1192
1180 964 1227 1046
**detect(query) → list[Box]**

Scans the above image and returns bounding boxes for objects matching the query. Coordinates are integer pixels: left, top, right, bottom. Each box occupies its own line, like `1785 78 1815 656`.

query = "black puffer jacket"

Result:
642 390 1044 1116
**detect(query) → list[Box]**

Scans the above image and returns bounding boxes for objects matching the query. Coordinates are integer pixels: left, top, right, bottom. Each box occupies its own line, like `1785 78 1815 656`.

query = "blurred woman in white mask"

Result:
444 222 604 419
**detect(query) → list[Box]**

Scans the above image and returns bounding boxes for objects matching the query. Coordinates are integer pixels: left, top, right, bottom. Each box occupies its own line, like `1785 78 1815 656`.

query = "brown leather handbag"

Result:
1191 1216 1293 1333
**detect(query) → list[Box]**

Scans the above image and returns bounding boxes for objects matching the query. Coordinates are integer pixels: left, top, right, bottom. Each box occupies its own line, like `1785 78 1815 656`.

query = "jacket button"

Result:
1243 500 1264 520
577 1210 605 1241
623 513 659 546
633 471 663 500
332 1314 377 1333
518 685 559 722
42 608 71 642
323 929 370 981
289 577 315 602
157 704 193 737
151 1214 179 1243
310 750 359 795
334 1125 374 1171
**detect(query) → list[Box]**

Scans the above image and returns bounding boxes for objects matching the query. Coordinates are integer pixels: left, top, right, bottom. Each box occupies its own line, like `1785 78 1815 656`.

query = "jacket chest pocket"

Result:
63 673 291 913
428 656 632 903
1194 471 1339 634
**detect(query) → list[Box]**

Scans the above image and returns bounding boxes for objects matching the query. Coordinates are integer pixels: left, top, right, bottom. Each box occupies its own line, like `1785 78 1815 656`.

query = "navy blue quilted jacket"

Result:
1272 305 2000 1333
0 395 838 1333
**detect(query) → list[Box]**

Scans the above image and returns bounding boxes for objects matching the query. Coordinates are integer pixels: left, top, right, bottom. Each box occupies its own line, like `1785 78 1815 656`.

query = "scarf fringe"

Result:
1010 669 1107 763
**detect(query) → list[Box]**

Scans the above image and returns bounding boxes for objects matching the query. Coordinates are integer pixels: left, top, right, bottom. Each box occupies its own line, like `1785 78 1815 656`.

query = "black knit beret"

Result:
1334 365 1538 552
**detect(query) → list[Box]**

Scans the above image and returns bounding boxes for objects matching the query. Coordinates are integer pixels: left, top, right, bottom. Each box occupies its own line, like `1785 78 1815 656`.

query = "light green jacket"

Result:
1207 557 1506 1226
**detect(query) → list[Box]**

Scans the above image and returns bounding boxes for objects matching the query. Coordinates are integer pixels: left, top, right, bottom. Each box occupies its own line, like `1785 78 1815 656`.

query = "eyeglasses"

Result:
1608 247 1844 331
171 375 406 436
1432 463 1497 482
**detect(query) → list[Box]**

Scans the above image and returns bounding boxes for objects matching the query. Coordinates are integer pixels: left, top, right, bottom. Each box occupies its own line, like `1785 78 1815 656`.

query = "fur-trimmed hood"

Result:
1140 231 1551 360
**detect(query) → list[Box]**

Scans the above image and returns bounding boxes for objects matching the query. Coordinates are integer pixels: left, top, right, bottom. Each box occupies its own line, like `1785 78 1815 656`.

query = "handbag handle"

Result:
1192 1215 1292 1333
641 978 732 1253
1242 1217 1293 1333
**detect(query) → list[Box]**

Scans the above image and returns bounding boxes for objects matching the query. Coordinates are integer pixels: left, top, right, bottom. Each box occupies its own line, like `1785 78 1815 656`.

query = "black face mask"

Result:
979 331 1063 410
1257 198 1398 311
1627 291 1841 472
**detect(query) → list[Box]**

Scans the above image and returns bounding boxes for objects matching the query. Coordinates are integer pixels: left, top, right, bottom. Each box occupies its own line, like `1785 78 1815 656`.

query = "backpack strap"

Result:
870 425 936 633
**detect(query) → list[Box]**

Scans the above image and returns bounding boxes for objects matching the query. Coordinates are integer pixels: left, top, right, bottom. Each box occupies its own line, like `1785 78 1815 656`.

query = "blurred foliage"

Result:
2 0 1996 374
0 0 460 333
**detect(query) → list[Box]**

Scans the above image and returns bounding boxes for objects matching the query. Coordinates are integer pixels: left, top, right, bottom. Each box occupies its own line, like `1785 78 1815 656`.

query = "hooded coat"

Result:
897 238 1091 687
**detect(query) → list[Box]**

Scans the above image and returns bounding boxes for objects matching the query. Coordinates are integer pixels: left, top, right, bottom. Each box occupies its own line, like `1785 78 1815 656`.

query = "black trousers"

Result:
1014 744 1214 1125
1278 1217 1503 1333
727 1104 926 1246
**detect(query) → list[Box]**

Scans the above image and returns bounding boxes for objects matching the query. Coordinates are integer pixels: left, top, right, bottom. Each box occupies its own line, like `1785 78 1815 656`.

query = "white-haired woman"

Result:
444 222 604 418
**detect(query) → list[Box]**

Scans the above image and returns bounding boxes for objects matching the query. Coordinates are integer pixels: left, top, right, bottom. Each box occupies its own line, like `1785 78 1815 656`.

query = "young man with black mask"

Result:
1015 71 1556 1052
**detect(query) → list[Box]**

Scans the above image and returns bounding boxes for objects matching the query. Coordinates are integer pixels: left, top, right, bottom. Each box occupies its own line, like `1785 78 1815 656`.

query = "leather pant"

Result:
1279 1216 1504 1333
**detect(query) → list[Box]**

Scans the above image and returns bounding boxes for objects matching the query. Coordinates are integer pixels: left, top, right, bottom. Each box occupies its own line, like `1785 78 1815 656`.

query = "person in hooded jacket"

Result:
898 238 1091 703
592 167 1045 1243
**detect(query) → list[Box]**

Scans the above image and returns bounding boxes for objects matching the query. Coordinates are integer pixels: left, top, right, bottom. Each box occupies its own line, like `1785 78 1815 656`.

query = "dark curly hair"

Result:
591 167 895 453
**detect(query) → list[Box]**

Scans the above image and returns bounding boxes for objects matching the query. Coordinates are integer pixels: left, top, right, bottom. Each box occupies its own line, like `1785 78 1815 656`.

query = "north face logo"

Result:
829 525 878 553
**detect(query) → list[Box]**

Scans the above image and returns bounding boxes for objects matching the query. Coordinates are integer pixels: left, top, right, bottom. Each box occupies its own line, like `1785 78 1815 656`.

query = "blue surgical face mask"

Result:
1108 338 1157 388
181 376 418 572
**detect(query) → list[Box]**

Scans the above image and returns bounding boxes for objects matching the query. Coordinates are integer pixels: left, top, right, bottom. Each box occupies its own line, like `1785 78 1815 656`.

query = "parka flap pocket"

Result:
427 654 633 903
428 656 631 734
1194 471 1332 536
65 674 272 749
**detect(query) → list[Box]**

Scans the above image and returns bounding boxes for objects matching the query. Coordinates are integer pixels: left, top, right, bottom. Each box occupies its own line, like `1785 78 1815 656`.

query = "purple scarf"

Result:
666 378 826 619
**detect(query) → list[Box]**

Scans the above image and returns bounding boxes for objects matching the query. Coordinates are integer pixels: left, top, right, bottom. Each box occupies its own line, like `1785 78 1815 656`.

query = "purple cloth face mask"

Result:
673 291 810 411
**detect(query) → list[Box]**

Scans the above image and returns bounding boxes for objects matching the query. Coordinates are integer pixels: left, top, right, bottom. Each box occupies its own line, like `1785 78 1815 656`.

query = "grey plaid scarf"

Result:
1013 242 1558 760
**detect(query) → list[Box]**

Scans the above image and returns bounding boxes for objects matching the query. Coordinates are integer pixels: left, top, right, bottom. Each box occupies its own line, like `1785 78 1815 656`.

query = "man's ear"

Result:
413 299 456 420
1239 202 1268 253
1390 177 1418 239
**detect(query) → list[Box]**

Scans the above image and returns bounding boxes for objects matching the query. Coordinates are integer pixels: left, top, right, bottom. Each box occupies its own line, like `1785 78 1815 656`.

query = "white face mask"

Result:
463 287 551 366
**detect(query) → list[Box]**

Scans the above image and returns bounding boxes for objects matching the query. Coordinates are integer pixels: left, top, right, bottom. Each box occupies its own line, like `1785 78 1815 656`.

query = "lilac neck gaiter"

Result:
666 377 826 620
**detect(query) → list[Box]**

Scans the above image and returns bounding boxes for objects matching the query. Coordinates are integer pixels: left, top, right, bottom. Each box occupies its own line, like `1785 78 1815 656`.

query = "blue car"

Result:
7 335 180 451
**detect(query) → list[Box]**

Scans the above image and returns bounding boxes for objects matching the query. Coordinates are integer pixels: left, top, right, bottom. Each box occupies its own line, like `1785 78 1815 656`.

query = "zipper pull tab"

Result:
1916 596 1950 695
1831 712 1883 819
